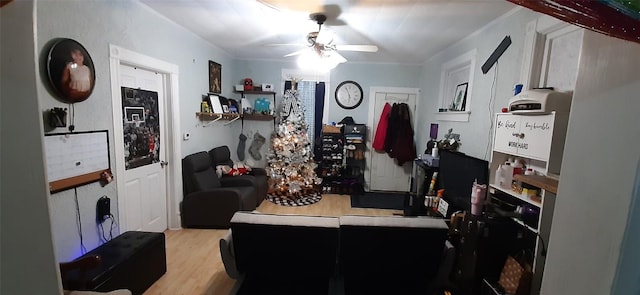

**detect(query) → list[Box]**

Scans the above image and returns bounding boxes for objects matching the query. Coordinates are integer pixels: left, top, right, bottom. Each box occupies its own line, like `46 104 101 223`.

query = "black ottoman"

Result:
61 231 166 294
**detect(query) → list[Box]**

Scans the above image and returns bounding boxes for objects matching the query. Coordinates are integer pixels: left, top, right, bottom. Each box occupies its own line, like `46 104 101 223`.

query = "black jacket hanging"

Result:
387 103 416 166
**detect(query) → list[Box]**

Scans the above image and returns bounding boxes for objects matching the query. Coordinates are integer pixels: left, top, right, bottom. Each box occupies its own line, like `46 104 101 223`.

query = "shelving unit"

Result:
320 125 344 194
343 124 366 195
489 111 569 295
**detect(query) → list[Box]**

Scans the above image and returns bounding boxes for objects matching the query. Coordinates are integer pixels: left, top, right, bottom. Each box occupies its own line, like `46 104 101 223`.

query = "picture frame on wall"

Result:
451 82 468 111
46 38 96 103
209 60 221 94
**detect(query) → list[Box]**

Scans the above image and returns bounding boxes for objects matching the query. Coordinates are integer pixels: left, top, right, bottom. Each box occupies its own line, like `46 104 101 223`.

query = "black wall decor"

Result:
481 35 512 74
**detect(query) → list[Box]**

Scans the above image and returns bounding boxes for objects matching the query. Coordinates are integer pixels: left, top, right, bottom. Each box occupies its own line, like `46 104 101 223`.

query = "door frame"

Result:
109 44 182 230
365 87 420 191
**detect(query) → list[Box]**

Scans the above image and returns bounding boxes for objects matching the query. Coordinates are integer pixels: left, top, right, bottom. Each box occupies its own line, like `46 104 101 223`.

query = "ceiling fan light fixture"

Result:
297 49 344 72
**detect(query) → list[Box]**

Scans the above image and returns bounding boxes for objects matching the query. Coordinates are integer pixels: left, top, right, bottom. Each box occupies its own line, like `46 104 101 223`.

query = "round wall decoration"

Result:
335 80 363 109
46 38 95 103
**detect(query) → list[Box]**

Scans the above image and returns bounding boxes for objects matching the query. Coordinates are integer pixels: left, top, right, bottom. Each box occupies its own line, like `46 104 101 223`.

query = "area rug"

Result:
350 192 406 210
267 192 322 206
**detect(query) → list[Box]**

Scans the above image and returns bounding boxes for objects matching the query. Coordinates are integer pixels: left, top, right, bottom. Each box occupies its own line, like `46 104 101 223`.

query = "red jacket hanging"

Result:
372 102 391 151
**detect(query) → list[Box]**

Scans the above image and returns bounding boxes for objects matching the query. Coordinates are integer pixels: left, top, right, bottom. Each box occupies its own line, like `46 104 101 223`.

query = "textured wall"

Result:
417 9 539 160
1 1 62 293
36 0 235 262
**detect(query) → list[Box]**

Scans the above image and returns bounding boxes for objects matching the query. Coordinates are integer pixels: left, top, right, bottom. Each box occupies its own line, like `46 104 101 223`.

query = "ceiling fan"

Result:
266 13 378 69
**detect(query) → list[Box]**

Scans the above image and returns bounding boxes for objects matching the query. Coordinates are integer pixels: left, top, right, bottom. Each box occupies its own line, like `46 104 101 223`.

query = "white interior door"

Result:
118 65 168 232
366 88 417 192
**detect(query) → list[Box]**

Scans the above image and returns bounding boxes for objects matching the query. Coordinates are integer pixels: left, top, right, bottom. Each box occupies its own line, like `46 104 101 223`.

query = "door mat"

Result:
267 192 322 206
350 192 406 210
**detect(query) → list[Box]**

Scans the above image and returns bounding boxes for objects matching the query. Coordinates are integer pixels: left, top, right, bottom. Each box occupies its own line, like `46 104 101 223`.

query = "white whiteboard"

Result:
44 131 109 187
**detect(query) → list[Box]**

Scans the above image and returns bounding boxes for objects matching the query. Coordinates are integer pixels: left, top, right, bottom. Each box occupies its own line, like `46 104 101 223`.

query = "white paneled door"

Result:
118 65 167 233
367 88 417 192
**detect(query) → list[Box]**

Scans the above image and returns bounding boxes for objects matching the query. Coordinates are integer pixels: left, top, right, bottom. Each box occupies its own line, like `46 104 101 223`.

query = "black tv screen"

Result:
438 150 489 214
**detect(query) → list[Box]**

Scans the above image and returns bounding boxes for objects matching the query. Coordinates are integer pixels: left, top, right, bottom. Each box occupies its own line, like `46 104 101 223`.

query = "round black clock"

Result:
335 80 363 109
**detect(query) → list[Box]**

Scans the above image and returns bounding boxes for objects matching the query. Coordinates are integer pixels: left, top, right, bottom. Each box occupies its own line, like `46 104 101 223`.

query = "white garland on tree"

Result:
267 89 321 198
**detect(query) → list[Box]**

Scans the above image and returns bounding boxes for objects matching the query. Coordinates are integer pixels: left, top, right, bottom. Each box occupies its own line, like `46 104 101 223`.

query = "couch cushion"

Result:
231 212 340 294
231 212 339 275
183 151 221 192
338 215 449 294
231 211 339 228
209 146 234 167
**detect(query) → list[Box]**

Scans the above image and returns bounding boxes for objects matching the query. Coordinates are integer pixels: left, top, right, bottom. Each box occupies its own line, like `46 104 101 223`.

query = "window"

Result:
297 81 316 141
436 49 476 122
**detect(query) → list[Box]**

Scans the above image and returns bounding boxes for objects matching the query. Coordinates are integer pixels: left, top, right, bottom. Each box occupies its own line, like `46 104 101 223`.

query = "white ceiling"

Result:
141 0 518 64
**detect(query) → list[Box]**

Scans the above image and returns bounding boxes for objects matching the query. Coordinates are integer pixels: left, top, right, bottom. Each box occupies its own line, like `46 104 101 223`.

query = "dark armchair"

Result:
209 146 268 206
181 151 257 228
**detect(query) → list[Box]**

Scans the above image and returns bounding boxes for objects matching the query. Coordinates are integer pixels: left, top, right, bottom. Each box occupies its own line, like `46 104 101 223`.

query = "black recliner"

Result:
181 151 257 228
209 146 268 206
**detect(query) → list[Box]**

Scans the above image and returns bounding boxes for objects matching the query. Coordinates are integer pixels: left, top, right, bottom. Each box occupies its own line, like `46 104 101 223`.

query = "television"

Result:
438 150 489 215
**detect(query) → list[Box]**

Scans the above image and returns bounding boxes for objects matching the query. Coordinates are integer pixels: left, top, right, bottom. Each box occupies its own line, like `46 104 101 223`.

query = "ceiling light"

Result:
297 49 345 72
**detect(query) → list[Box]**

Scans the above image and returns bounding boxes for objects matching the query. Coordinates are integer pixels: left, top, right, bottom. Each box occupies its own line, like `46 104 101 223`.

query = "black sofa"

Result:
181 151 257 228
220 212 453 295
209 145 268 206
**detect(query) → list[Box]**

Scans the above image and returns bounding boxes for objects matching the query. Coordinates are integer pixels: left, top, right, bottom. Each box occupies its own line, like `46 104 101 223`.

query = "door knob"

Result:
160 161 168 167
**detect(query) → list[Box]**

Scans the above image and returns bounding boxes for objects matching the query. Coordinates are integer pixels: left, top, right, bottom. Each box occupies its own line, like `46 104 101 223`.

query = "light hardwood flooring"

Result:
144 194 402 295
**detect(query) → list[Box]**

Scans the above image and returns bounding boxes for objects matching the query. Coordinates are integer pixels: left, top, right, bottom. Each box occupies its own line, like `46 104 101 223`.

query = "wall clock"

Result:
335 80 363 109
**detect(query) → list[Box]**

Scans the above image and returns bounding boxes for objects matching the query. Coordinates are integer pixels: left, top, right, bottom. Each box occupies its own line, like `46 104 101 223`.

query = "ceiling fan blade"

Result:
328 51 347 63
335 45 379 52
265 43 308 47
284 48 309 57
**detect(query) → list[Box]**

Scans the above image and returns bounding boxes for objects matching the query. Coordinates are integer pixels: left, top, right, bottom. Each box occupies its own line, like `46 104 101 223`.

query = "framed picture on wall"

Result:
209 60 221 94
46 38 96 103
451 82 468 111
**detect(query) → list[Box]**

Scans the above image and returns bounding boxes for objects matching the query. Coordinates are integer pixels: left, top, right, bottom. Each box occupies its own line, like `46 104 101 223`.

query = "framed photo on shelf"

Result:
451 82 468 111
209 60 221 94
209 94 224 113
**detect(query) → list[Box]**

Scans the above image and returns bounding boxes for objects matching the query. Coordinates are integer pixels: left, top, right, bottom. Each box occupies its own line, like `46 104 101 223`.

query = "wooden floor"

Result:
144 194 402 295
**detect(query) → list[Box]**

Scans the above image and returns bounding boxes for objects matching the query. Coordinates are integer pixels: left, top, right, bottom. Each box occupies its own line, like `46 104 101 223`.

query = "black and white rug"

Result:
267 192 322 206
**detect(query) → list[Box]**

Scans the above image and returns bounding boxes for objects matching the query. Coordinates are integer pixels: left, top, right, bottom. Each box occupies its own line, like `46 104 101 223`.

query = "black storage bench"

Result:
61 231 166 294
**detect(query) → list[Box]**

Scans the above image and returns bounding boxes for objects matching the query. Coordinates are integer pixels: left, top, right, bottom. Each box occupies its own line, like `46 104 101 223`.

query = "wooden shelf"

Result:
241 113 274 121
514 174 559 194
196 112 239 120
236 90 276 95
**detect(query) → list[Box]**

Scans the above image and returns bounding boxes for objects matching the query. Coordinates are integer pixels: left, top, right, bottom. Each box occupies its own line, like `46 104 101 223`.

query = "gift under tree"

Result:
266 88 321 203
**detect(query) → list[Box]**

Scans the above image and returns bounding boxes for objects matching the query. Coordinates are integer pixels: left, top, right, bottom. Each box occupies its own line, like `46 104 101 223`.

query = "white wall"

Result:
35 0 236 262
417 9 539 160
0 1 61 293
234 60 422 125
541 30 640 294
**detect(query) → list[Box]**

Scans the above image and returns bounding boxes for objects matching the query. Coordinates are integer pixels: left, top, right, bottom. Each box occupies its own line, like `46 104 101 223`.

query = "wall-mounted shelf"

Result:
236 90 276 97
242 114 275 121
197 112 239 121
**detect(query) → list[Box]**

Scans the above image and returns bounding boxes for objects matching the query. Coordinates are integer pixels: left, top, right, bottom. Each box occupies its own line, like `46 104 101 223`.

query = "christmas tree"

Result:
266 89 321 203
